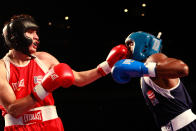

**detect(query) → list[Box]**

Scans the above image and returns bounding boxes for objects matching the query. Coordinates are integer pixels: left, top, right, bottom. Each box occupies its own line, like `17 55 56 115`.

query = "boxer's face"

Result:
25 29 40 54
125 39 135 58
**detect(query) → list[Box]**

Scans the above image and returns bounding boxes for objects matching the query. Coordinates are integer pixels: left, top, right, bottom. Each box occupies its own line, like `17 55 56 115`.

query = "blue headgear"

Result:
125 31 162 61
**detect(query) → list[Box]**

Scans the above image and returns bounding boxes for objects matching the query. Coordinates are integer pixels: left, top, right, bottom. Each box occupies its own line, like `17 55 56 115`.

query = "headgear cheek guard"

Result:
2 18 39 56
125 31 162 61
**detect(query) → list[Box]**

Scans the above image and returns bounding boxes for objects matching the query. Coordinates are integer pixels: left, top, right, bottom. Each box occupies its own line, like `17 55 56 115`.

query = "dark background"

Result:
0 1 195 130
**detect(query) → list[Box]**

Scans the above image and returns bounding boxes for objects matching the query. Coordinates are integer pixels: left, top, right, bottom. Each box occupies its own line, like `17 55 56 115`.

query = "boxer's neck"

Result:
8 49 31 66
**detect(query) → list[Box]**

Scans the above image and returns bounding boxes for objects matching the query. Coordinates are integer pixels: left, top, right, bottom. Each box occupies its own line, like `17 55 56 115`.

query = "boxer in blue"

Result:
112 31 196 131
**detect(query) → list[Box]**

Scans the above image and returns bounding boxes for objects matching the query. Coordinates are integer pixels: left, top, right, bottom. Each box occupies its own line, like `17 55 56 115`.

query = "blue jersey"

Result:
140 77 196 130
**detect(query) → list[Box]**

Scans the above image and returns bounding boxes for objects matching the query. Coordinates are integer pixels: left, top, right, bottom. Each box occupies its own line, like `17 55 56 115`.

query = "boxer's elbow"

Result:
72 75 85 87
7 104 21 118
73 78 88 87
73 82 86 87
182 64 189 76
178 60 189 77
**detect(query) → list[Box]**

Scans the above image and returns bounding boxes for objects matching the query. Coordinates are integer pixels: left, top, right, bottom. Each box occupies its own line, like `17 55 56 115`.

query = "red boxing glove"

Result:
97 44 128 76
32 63 75 101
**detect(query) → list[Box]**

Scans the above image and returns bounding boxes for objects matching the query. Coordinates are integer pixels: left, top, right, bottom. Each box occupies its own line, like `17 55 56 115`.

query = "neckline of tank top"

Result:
6 56 31 67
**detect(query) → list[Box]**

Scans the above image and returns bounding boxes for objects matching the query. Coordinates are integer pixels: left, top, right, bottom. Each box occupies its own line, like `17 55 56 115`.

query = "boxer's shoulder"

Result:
34 51 60 69
146 53 168 63
35 51 53 60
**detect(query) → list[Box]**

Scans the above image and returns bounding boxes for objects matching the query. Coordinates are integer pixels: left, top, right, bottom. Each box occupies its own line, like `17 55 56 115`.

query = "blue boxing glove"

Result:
111 59 156 84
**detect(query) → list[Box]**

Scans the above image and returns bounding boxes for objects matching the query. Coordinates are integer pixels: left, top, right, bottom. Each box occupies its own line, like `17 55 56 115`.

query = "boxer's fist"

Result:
32 63 75 101
112 59 156 84
98 44 128 76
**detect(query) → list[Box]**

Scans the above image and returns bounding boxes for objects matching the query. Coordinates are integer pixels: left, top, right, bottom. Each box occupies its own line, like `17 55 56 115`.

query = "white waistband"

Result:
161 109 196 131
4 105 58 126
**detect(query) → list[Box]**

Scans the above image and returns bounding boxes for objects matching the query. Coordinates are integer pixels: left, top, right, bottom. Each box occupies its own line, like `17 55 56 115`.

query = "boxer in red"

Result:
0 14 128 131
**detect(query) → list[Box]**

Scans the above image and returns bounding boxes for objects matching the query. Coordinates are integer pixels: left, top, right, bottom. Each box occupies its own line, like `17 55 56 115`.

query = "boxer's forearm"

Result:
72 68 102 87
6 95 37 118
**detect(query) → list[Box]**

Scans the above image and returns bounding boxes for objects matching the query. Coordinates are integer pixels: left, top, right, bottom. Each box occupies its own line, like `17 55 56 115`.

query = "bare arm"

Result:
0 60 37 118
146 53 189 89
36 52 103 87
73 68 102 87
147 53 189 78
156 58 189 78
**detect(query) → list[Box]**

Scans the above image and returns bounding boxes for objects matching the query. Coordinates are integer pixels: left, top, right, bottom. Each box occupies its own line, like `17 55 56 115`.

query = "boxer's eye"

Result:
125 40 134 47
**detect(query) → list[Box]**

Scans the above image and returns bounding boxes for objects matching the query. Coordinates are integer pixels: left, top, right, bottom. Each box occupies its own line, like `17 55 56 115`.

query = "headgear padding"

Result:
125 31 162 61
2 17 39 56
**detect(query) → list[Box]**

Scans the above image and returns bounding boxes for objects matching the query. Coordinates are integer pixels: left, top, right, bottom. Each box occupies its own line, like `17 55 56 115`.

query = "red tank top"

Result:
0 54 55 116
